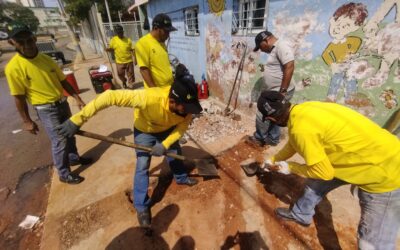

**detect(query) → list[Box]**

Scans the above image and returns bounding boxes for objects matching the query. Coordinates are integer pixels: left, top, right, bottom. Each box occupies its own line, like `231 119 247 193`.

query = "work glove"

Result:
151 143 166 157
275 161 291 175
261 159 274 172
56 119 80 138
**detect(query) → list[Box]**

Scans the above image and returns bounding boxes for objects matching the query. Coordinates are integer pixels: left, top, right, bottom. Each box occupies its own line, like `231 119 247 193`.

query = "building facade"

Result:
30 7 66 34
144 0 400 126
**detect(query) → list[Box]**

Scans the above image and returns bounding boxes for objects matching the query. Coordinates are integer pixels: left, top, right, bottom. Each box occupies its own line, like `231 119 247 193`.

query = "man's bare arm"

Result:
140 67 156 87
280 60 294 94
14 95 39 134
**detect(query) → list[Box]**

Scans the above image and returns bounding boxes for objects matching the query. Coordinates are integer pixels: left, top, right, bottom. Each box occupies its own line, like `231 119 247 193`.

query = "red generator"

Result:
88 66 114 94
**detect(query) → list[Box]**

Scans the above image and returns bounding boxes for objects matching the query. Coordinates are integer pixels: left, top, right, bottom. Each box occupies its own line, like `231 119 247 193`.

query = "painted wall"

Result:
147 0 400 125
147 0 207 82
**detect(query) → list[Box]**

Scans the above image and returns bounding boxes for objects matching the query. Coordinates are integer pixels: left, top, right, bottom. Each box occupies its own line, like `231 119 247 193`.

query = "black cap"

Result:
152 13 177 32
253 30 272 52
170 72 202 114
257 91 289 118
114 24 123 33
6 22 31 38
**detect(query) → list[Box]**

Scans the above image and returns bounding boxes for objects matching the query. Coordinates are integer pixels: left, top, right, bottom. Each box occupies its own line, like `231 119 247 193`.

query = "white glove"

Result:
261 159 273 172
276 161 291 175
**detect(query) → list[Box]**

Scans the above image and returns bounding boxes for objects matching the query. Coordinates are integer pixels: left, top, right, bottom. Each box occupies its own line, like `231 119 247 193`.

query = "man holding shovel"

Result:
258 91 400 249
56 67 202 228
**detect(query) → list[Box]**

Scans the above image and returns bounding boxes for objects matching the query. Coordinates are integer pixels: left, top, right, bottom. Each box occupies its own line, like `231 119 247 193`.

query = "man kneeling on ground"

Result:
56 65 202 227
258 91 400 249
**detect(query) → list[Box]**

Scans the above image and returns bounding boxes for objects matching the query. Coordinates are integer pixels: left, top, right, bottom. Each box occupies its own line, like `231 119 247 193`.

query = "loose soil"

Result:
54 136 359 249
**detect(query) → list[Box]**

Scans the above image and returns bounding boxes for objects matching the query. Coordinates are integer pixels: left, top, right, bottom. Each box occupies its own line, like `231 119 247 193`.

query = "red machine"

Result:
63 69 80 96
88 66 114 94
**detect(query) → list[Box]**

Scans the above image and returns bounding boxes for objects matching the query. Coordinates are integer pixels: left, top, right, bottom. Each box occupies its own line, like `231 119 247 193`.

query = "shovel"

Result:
76 130 219 177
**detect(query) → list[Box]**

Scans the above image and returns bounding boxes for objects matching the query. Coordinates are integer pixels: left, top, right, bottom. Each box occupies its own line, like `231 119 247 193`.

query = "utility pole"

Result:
104 0 113 31
118 11 122 24
56 0 85 61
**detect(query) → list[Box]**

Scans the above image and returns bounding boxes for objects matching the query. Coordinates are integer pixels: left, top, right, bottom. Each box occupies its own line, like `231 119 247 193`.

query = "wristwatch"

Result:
280 88 287 94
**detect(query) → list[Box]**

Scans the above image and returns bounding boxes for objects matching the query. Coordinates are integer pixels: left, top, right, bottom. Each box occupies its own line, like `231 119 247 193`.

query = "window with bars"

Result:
232 0 268 35
184 6 199 36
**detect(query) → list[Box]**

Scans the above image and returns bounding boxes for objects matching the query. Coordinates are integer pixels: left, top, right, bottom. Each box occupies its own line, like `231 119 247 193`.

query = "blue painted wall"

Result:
147 0 207 82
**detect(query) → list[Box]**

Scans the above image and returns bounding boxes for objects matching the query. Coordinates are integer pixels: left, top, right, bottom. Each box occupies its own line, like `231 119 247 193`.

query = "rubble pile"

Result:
188 100 249 143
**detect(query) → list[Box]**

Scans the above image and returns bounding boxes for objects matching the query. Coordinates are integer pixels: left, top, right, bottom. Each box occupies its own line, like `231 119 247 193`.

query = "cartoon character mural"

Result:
322 3 368 104
362 0 400 89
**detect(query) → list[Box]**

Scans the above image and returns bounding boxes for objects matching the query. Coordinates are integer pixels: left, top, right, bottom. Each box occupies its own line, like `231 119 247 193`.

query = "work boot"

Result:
59 173 85 184
177 177 198 187
137 209 151 227
245 135 265 147
70 157 93 166
275 207 311 227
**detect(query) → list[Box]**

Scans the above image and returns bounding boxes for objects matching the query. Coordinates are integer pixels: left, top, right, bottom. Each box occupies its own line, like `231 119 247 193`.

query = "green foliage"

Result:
63 0 93 25
63 0 125 24
0 3 40 32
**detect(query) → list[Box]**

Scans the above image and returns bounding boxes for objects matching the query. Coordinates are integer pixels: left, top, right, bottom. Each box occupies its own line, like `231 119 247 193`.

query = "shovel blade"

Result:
192 158 219 177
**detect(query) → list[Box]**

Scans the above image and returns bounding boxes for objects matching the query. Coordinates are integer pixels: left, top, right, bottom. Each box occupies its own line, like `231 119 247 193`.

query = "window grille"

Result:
184 7 199 36
232 0 268 35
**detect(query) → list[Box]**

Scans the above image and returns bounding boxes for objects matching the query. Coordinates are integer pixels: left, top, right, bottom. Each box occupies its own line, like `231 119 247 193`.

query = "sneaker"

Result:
59 173 85 184
137 209 151 227
70 157 92 166
275 207 310 227
245 135 265 147
177 177 198 187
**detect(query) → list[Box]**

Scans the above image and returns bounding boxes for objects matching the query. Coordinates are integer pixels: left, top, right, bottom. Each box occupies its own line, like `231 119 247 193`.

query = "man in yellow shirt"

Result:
57 68 202 228
5 23 90 185
135 13 176 88
257 91 400 249
106 25 135 89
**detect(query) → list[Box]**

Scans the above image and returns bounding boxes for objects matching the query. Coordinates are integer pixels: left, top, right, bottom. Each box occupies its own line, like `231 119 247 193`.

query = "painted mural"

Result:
203 0 400 126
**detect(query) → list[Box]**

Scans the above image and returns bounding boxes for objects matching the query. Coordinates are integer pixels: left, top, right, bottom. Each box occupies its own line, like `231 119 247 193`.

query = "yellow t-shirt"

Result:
276 101 400 193
5 53 65 105
109 36 134 64
135 33 173 88
70 87 192 149
322 36 361 65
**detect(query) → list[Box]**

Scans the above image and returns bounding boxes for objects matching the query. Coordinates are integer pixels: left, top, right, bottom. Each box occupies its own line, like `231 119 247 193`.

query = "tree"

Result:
0 3 40 32
63 0 125 24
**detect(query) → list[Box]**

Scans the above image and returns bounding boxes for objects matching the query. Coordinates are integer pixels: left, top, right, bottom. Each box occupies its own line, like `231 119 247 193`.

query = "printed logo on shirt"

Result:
152 48 156 54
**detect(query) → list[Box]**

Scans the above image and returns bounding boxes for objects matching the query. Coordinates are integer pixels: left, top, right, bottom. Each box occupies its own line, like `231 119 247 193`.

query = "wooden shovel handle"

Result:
76 130 185 161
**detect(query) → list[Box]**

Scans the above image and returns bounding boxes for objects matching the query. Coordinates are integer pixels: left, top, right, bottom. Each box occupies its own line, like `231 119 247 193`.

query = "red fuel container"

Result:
63 69 80 96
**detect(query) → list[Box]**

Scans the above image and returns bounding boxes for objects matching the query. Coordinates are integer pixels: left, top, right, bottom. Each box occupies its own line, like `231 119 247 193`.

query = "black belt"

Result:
34 97 67 110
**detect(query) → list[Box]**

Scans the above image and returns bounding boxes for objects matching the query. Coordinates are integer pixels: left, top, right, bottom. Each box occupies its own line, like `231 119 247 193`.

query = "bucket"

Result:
63 69 80 96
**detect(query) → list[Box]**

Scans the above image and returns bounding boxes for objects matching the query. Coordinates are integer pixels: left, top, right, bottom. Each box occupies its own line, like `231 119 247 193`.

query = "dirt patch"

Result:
48 136 360 249
0 166 52 250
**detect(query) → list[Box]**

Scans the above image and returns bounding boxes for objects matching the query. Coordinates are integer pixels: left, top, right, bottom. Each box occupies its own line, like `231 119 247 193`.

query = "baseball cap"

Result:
152 13 177 32
170 75 202 114
257 91 289 118
114 24 123 33
6 22 31 38
253 30 272 52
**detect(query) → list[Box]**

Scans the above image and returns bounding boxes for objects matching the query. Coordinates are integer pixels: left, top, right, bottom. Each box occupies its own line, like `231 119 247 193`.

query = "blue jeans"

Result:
254 89 294 145
133 128 189 212
289 178 400 250
327 72 357 101
36 101 79 178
